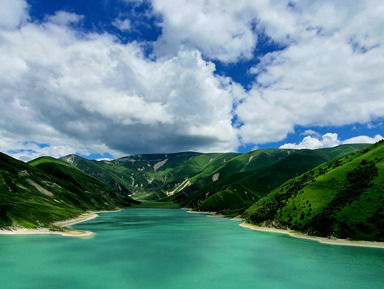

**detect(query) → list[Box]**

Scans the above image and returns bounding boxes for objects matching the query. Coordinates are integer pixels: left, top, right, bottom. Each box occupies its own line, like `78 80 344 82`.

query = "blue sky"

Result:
0 0 383 160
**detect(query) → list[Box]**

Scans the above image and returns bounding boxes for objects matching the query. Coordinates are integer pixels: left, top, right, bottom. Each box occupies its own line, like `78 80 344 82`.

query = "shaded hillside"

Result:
0 153 138 228
243 141 384 241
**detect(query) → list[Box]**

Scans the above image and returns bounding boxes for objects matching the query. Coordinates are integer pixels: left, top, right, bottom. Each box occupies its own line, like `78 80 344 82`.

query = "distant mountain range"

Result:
2 142 384 242
60 144 368 215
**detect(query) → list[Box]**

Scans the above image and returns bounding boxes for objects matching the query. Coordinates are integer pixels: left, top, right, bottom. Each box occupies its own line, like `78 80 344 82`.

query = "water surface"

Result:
1 209 383 289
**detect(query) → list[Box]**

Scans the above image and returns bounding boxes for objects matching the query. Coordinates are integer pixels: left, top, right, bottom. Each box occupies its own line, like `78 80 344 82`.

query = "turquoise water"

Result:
1 209 383 289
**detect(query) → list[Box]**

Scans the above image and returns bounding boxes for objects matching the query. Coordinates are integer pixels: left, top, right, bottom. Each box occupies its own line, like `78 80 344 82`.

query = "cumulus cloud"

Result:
236 0 384 145
0 0 29 29
112 18 131 31
280 133 383 150
0 9 240 160
1 0 384 161
46 11 84 26
343 134 383 145
301 130 321 138
280 133 340 149
151 0 295 63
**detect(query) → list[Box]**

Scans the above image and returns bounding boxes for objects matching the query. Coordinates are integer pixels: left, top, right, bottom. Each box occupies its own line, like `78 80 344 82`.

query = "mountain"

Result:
60 144 368 214
60 152 240 199
243 141 384 241
0 153 138 228
0 142 373 233
59 154 133 195
168 145 369 215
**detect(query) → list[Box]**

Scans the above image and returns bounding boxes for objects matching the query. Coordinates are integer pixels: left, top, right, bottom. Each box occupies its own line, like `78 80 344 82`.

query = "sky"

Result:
1 0 383 161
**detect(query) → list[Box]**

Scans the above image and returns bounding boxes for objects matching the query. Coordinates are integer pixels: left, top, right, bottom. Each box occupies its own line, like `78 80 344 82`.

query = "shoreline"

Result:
186 210 384 249
239 222 384 249
0 209 121 238
187 210 217 215
4 207 383 248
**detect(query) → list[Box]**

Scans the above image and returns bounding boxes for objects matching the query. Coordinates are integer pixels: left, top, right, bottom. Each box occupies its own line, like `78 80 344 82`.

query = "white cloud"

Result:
6 145 90 162
301 130 320 138
236 0 384 146
151 0 295 63
46 11 84 26
0 0 29 29
280 133 383 150
343 134 383 145
280 133 340 150
0 13 240 159
2 0 384 160
112 18 131 31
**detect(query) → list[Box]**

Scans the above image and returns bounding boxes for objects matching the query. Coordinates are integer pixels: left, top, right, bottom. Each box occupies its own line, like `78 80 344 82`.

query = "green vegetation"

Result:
169 145 368 214
59 144 368 215
60 152 240 200
0 154 138 228
1 142 370 234
243 141 384 241
59 155 133 195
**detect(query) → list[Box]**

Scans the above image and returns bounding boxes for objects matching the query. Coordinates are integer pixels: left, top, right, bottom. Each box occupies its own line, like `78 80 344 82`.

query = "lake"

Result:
0 209 383 289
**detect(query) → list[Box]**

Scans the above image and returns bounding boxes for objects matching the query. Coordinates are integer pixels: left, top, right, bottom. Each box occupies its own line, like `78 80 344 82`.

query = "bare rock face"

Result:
27 179 54 197
212 173 220 182
153 159 168 171
60 154 75 165
18 170 30 177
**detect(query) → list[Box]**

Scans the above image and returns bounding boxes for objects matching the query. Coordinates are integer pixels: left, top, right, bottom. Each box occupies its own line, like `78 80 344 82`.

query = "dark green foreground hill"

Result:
0 154 138 228
243 141 384 241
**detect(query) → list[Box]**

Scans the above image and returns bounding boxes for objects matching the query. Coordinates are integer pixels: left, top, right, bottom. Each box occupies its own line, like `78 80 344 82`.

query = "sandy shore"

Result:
207 214 225 218
0 209 121 238
52 212 99 228
0 227 94 238
187 210 227 218
187 210 384 249
187 210 216 215
239 222 384 249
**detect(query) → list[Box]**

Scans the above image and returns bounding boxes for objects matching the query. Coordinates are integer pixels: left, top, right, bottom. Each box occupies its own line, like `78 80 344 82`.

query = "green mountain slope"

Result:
171 145 368 214
169 149 296 210
1 143 370 230
59 154 133 195
0 153 138 228
243 141 384 241
59 145 368 214
60 152 240 200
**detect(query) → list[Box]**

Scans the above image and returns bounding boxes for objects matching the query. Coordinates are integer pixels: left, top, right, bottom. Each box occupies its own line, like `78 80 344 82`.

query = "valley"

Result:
1 141 384 242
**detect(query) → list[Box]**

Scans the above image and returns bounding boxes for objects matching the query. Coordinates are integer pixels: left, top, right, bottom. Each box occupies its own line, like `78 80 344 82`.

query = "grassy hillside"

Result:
59 154 133 195
59 145 368 214
171 145 368 215
60 152 240 200
0 154 138 228
29 157 139 206
243 141 384 241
